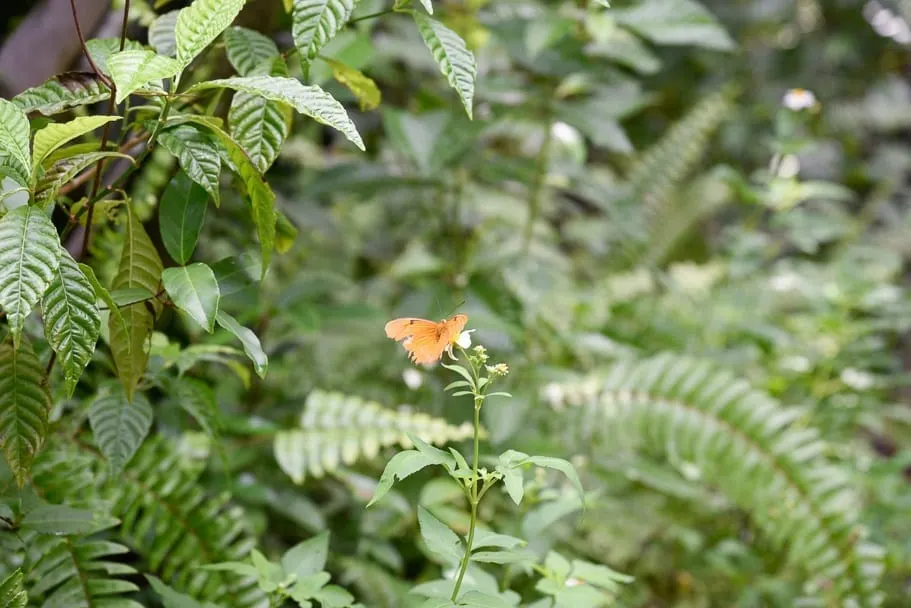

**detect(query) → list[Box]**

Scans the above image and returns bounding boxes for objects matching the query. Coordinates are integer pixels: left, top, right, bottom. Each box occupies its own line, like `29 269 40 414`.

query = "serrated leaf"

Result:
159 170 209 263
413 13 476 118
0 206 60 347
43 248 101 397
32 115 120 170
191 76 365 150
0 99 31 186
224 26 280 76
368 448 453 507
110 211 163 400
611 0 735 51
216 310 267 378
89 388 153 473
149 10 180 57
34 150 133 204
326 58 380 111
108 49 182 103
162 263 220 332
229 59 292 173
291 0 360 69
175 0 246 67
0 338 50 487
157 125 222 206
12 72 111 116
0 569 27 608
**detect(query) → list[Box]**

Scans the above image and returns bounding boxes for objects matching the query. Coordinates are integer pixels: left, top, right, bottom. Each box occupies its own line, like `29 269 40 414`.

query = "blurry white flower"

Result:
782 88 818 111
403 368 423 390
841 368 875 391
776 154 801 179
770 273 801 292
456 330 475 349
543 382 565 409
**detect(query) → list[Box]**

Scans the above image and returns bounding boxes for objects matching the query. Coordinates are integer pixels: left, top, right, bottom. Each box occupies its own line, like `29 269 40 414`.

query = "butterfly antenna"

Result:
445 299 466 318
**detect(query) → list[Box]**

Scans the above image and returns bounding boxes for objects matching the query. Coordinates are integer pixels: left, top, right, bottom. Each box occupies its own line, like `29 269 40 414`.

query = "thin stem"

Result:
450 398 483 601
69 0 113 89
450 488 479 601
350 8 395 23
77 0 130 260
522 114 554 254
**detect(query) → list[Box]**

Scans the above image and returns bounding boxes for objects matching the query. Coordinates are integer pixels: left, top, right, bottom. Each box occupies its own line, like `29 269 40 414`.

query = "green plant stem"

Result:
350 8 395 23
522 115 553 254
450 397 483 601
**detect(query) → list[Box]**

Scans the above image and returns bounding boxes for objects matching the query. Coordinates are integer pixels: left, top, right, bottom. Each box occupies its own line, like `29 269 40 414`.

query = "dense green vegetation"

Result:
1 0 910 606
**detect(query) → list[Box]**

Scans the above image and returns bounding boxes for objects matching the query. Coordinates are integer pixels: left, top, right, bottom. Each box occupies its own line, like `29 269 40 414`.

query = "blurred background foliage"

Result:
3 0 911 606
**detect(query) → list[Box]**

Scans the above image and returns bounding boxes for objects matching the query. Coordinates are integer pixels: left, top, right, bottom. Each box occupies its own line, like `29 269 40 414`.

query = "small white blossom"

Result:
402 368 423 390
456 330 475 349
782 88 818 111
841 368 875 391
543 382 565 410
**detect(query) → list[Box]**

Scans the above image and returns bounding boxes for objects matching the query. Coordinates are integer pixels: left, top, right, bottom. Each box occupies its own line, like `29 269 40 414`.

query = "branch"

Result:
68 0 113 90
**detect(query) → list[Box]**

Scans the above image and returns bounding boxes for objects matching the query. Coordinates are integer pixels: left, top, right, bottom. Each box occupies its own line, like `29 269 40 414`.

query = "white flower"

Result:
456 330 475 349
542 382 565 410
841 368 875 391
402 368 423 390
782 88 817 111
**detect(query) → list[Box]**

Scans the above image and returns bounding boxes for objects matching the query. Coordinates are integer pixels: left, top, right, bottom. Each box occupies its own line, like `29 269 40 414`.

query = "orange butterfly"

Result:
385 314 468 365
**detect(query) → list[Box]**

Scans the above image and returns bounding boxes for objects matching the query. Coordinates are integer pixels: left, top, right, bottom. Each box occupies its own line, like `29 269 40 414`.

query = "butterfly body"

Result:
385 314 468 365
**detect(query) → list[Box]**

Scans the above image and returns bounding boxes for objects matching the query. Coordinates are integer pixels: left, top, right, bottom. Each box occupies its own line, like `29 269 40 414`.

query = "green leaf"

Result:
471 530 525 551
159 170 209 263
109 286 156 307
0 206 60 347
107 49 182 103
34 150 133 204
190 76 365 150
315 585 355 608
325 58 381 111
147 575 220 608
418 506 462 565
252 549 287 592
0 99 31 187
527 456 584 500
611 0 735 51
224 26 280 76
291 0 360 69
0 569 27 608
89 388 154 473
149 10 179 57
43 248 102 397
110 210 163 400
0 338 50 487
20 504 111 535
79 262 127 344
12 71 111 116
157 125 222 206
85 38 146 76
413 13 476 119
170 376 220 437
31 115 120 170
501 468 524 505
458 591 515 608
215 310 267 378
228 60 292 174
162 263 220 332
368 447 454 507
569 560 634 589
175 0 246 68
282 531 330 578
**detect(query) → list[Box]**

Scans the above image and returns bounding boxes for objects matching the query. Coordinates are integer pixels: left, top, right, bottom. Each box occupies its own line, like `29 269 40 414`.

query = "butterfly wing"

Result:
385 318 438 341
442 314 468 342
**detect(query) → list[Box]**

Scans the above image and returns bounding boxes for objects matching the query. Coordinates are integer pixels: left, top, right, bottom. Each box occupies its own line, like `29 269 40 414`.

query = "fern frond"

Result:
274 389 476 484
552 354 884 607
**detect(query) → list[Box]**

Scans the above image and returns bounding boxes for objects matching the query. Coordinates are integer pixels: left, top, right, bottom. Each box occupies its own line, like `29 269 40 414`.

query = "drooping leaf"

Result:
224 26 280 76
215 310 267 378
175 0 246 68
413 13 476 118
149 10 180 57
190 76 365 150
34 150 133 204
368 447 454 507
107 49 182 103
157 125 222 205
228 57 293 174
0 569 27 608
326 58 381 111
31 115 120 170
611 0 736 51
89 387 154 473
0 99 32 186
162 263 220 332
109 210 163 399
0 338 50 487
12 72 111 116
0 205 60 347
159 170 209 263
43 247 102 397
291 0 360 69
